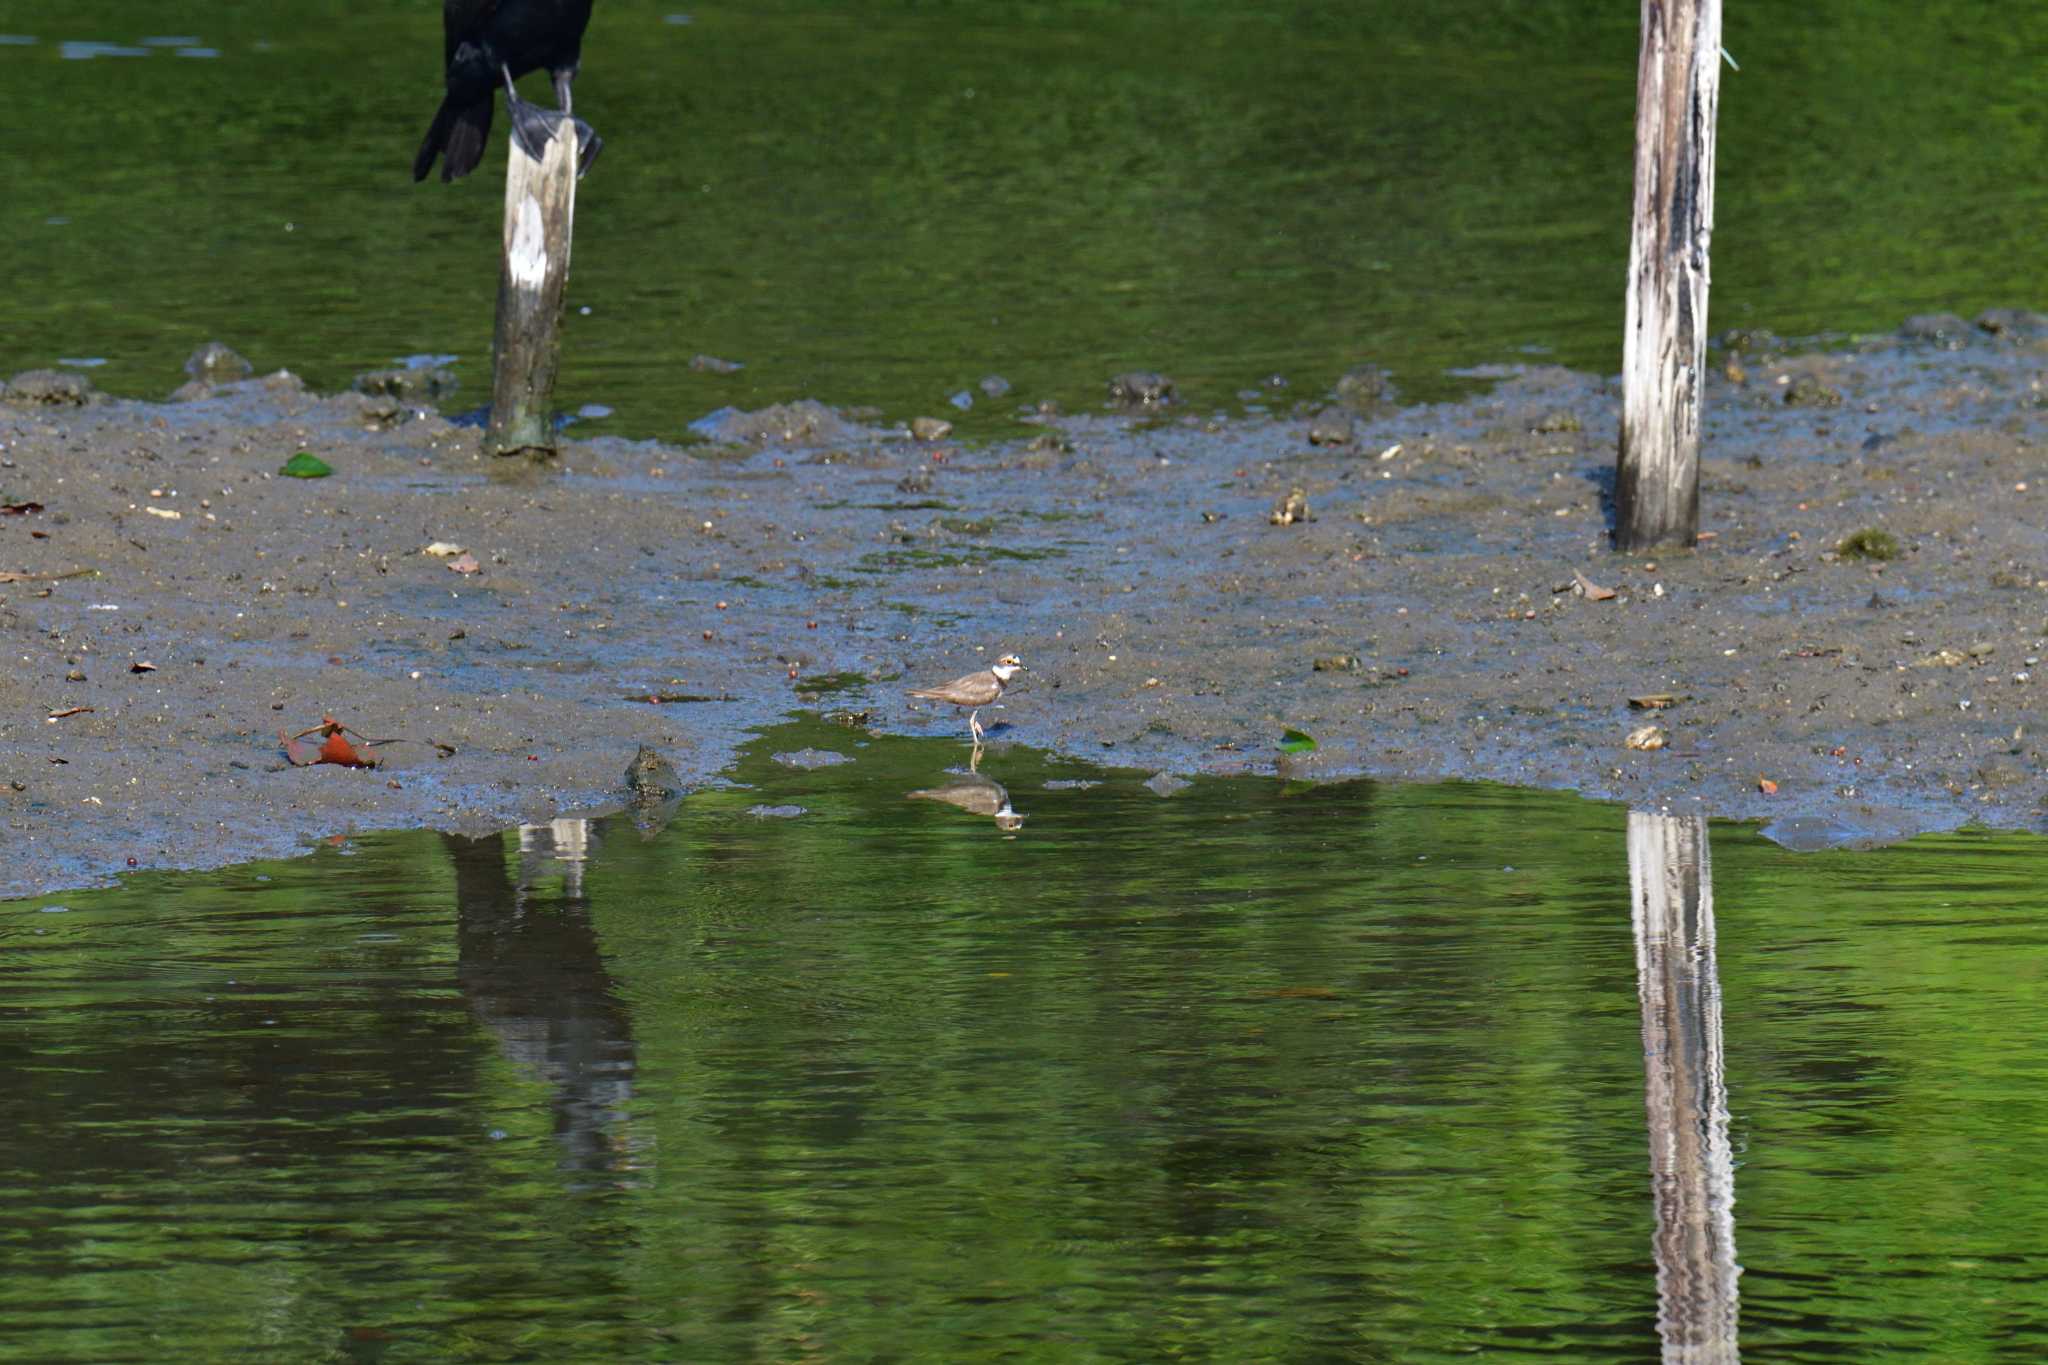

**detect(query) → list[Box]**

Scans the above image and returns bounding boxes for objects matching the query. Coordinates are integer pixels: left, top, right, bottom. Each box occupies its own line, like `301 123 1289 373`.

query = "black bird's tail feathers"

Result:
413 94 494 183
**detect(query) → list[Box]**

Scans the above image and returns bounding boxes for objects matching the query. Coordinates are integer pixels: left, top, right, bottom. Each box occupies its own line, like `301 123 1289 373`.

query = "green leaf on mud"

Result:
280 451 333 478
1279 728 1318 754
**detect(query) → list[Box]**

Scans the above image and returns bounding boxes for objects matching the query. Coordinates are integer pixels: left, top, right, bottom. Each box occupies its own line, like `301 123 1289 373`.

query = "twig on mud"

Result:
0 568 100 583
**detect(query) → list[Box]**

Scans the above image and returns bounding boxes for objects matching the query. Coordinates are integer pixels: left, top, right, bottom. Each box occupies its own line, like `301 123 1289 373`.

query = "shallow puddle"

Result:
5 721 2046 1359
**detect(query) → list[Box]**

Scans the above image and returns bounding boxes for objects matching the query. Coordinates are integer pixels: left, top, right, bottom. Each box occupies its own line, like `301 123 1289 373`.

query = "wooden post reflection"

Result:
1629 810 1741 1362
446 823 642 1181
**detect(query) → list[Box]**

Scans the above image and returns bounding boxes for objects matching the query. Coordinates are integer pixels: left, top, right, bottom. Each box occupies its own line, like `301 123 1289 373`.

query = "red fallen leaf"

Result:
30 530 48 539
1 501 44 515
1758 776 1779 795
317 729 375 768
447 552 481 575
281 714 382 769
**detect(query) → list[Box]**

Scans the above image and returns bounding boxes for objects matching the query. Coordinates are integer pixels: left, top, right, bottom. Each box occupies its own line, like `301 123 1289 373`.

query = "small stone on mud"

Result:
1307 410 1355 446
689 400 857 447
1312 654 1360 672
1625 725 1668 751
1719 327 1784 354
1836 527 1900 561
911 416 954 441
947 391 974 412
689 354 744 374
1108 371 1174 408
1976 759 2026 789
1976 307 2048 340
772 748 849 770
978 374 1012 399
1144 772 1191 797
1531 409 1582 434
1899 313 1973 349
184 341 252 383
624 745 679 800
1782 374 1844 407
4 369 98 407
348 392 405 430
1270 487 1311 526
1333 365 1397 412
353 367 456 403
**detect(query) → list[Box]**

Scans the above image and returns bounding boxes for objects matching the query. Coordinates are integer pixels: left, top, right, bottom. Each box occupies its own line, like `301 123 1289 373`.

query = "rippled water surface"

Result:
6 1 2044 438
5 723 2048 1360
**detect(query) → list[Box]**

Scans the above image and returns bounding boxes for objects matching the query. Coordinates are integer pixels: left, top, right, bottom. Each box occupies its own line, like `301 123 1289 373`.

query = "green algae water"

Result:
5 2 2045 440
5 723 2048 1360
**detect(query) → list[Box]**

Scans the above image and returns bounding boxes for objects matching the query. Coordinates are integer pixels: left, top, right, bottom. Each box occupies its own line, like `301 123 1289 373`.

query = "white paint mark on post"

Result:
508 197 549 290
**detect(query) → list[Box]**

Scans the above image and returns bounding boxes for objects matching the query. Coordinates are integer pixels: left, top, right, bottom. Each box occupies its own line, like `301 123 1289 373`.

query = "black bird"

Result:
413 0 602 184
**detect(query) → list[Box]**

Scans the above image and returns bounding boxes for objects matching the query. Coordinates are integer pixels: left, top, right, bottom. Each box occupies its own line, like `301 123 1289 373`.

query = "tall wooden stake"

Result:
1615 0 1722 551
486 124 578 458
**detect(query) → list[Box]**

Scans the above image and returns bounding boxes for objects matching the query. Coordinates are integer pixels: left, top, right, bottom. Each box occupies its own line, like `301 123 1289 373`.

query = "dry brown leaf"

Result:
1574 570 1617 601
447 552 482 575
46 706 93 720
1628 693 1679 710
1758 776 1779 795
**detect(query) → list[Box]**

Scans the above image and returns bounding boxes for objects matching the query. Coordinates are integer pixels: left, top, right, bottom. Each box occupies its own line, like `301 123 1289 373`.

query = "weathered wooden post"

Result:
486 123 579 459
1615 0 1723 551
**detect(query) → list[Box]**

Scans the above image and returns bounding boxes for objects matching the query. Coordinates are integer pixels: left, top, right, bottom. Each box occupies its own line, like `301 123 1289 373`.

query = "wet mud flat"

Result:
1 325 2045 896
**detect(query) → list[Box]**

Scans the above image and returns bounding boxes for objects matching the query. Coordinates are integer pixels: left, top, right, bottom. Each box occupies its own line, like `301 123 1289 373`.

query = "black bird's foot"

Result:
573 120 603 179
506 99 602 178
506 92 567 165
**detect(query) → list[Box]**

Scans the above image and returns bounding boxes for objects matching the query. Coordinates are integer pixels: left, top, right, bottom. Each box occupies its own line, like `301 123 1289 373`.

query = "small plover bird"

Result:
907 653 1023 741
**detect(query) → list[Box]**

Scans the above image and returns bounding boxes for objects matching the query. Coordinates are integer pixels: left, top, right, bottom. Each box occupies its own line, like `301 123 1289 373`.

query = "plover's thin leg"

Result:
969 709 984 741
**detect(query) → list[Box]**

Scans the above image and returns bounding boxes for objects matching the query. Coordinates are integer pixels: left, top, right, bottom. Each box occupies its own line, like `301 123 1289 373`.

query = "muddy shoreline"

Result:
3 326 2045 897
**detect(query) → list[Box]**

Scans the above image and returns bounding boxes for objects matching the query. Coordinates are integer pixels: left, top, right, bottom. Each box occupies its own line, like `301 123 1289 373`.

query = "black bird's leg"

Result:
501 62 569 166
552 68 604 179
